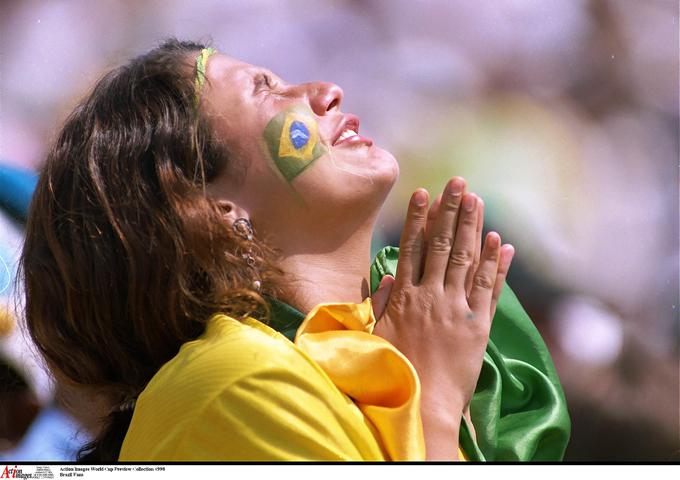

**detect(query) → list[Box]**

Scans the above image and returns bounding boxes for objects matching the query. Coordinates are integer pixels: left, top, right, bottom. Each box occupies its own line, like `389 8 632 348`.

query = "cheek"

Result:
262 105 327 184
240 160 291 209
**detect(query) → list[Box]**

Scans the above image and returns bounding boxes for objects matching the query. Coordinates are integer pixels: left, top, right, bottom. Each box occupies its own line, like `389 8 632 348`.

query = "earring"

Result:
232 218 253 241
116 397 137 413
232 218 262 292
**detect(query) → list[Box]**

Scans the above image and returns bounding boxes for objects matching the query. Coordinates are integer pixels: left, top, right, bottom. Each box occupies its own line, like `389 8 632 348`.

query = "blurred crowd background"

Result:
0 0 678 461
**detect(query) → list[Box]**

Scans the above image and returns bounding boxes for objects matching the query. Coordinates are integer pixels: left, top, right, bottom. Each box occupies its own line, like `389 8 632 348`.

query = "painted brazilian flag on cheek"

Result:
263 105 327 182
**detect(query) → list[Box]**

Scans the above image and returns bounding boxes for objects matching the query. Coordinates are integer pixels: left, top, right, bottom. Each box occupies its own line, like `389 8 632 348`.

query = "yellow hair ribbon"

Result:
194 47 216 106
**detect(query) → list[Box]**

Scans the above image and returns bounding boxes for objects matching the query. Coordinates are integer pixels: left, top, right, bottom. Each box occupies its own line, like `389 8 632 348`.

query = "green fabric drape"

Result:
268 246 571 461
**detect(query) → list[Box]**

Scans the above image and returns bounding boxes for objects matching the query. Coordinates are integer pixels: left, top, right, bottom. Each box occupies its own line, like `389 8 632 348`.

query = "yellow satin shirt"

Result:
119 299 466 461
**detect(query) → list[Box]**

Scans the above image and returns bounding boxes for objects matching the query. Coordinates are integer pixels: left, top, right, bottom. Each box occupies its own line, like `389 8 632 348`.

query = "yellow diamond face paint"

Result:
263 105 327 182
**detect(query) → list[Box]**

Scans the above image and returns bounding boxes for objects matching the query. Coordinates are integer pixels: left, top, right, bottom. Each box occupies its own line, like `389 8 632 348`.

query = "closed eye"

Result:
253 72 274 93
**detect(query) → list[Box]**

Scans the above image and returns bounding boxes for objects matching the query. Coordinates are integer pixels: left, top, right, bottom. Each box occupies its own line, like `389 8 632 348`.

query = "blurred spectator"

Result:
0 357 40 453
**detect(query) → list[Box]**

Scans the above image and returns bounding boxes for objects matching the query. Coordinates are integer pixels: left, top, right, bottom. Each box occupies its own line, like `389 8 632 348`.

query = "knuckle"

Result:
486 250 500 262
441 195 462 210
390 287 440 317
399 243 422 257
461 212 477 225
416 290 437 312
391 287 412 311
409 209 428 222
429 234 453 254
449 248 473 268
473 273 495 290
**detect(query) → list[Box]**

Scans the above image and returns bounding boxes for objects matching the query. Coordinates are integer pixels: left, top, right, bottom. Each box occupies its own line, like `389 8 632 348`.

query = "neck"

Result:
276 219 375 314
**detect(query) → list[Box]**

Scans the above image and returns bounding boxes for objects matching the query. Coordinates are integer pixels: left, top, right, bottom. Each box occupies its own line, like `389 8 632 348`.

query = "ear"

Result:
215 199 250 226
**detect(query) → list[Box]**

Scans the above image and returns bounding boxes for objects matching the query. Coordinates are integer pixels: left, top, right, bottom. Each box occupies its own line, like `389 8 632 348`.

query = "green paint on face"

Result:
263 105 327 182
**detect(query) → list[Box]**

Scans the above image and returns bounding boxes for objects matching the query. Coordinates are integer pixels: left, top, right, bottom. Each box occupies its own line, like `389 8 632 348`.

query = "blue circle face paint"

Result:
289 121 310 150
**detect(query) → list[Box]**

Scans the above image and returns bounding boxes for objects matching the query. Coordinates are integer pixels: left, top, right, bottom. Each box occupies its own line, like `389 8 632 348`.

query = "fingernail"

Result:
379 275 394 289
447 179 463 196
463 194 476 212
488 232 500 247
503 244 515 259
413 190 427 206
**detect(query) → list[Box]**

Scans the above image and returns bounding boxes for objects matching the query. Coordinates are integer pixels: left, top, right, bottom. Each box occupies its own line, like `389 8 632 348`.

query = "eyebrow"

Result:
251 70 287 98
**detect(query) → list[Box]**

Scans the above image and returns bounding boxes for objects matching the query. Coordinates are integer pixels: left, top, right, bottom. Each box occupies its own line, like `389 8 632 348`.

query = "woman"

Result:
20 39 570 461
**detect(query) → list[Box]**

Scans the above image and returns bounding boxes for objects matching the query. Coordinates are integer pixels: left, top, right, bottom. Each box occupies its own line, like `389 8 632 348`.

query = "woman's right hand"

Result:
371 177 514 460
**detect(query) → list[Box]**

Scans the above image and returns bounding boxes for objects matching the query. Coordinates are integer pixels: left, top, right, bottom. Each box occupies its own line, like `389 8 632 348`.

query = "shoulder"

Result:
120 314 379 460
129 312 329 418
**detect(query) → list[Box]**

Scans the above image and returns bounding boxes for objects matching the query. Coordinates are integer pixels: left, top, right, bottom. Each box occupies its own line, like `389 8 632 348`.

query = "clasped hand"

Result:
371 177 514 459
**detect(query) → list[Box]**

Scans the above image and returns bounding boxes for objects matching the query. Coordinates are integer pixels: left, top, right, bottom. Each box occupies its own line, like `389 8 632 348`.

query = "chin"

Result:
352 146 398 215
370 147 399 184
372 146 400 192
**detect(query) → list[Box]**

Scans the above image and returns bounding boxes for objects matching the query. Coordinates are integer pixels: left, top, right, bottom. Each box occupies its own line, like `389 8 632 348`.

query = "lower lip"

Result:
334 134 374 147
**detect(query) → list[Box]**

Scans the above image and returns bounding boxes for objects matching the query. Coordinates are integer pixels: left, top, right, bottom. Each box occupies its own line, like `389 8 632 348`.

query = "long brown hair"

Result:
19 39 280 461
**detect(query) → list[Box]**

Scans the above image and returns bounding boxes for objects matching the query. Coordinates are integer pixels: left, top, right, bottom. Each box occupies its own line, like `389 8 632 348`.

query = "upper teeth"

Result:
338 129 357 141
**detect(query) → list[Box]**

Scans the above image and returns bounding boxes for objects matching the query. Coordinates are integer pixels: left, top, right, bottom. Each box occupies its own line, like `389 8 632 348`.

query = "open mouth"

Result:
332 115 373 147
336 128 359 143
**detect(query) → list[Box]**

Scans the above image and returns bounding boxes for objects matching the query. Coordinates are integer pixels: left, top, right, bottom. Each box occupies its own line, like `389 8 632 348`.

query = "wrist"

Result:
420 404 463 461
418 384 467 460
420 396 464 432
420 380 467 419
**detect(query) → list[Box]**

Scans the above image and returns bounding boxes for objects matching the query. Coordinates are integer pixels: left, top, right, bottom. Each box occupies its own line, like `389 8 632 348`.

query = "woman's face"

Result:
201 53 399 246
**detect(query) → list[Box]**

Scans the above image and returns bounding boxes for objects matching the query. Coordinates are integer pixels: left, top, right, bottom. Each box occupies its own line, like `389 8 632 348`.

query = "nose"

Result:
305 82 343 116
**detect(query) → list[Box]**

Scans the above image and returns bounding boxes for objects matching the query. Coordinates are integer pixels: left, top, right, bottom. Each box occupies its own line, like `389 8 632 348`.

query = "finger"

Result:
395 189 429 286
420 193 442 278
445 192 479 292
468 231 502 316
421 177 466 285
425 194 442 240
463 195 483 296
489 244 514 320
371 274 395 320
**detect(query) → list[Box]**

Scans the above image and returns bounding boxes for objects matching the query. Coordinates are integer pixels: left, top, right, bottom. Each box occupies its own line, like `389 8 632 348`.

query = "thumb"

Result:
371 275 395 320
